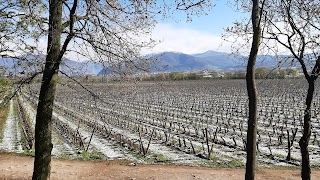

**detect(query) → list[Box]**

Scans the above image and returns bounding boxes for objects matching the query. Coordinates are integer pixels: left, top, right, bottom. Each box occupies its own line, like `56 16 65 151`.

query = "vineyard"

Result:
1 79 320 167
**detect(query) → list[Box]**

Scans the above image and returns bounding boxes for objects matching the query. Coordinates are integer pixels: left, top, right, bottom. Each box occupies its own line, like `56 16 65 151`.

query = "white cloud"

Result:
32 24 236 60
141 23 233 55
30 24 236 60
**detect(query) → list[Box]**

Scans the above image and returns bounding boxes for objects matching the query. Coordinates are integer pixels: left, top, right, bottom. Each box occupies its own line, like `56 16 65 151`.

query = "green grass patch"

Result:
154 153 171 163
0 78 11 99
57 152 72 160
81 151 104 160
0 103 9 135
128 150 147 161
195 154 245 168
311 163 320 170
18 149 35 157
226 159 244 167
0 78 10 87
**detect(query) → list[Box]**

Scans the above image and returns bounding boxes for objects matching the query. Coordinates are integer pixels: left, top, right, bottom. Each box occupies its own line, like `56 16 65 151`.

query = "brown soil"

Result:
0 153 320 180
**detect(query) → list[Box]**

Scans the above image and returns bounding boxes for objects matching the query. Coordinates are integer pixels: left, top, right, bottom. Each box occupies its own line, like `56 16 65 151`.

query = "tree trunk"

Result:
299 80 314 180
245 0 261 179
32 1 62 179
298 57 320 180
286 129 291 161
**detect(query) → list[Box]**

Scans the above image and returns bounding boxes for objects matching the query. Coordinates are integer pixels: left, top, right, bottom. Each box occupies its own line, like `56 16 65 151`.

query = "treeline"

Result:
225 67 301 79
48 67 302 83
144 72 206 81
142 67 301 81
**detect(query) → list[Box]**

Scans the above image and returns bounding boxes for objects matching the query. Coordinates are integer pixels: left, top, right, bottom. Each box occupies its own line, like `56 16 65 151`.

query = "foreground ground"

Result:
1 153 320 180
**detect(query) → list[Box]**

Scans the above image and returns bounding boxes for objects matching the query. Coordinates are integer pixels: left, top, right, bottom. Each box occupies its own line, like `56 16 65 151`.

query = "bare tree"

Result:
256 1 319 179
0 0 212 179
225 0 320 179
224 1 264 179
0 0 46 78
244 1 264 179
11 1 211 179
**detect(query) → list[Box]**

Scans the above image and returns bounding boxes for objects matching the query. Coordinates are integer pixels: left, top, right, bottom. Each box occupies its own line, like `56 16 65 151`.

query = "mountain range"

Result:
99 50 292 75
152 50 290 72
0 50 292 76
0 55 102 75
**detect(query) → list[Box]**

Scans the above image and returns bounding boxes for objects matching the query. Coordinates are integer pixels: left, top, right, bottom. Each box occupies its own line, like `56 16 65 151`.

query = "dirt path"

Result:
0 153 320 180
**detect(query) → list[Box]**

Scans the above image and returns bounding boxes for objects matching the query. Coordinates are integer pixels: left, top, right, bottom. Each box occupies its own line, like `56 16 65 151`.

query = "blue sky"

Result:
37 1 251 60
163 1 247 34
142 1 250 55
55 1 251 60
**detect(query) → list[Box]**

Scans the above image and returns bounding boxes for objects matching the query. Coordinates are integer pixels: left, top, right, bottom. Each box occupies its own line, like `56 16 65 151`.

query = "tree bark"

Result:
286 130 291 161
32 0 62 179
299 80 314 180
245 0 261 179
299 56 320 180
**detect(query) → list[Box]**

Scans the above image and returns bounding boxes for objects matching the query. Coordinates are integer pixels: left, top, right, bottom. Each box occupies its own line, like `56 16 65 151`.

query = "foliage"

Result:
145 72 204 81
139 68 301 81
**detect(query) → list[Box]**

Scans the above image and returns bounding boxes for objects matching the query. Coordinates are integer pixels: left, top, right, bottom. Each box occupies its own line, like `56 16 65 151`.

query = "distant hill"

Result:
61 59 103 75
0 50 296 76
151 52 207 72
191 50 246 71
98 50 286 75
156 51 297 72
0 56 103 76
